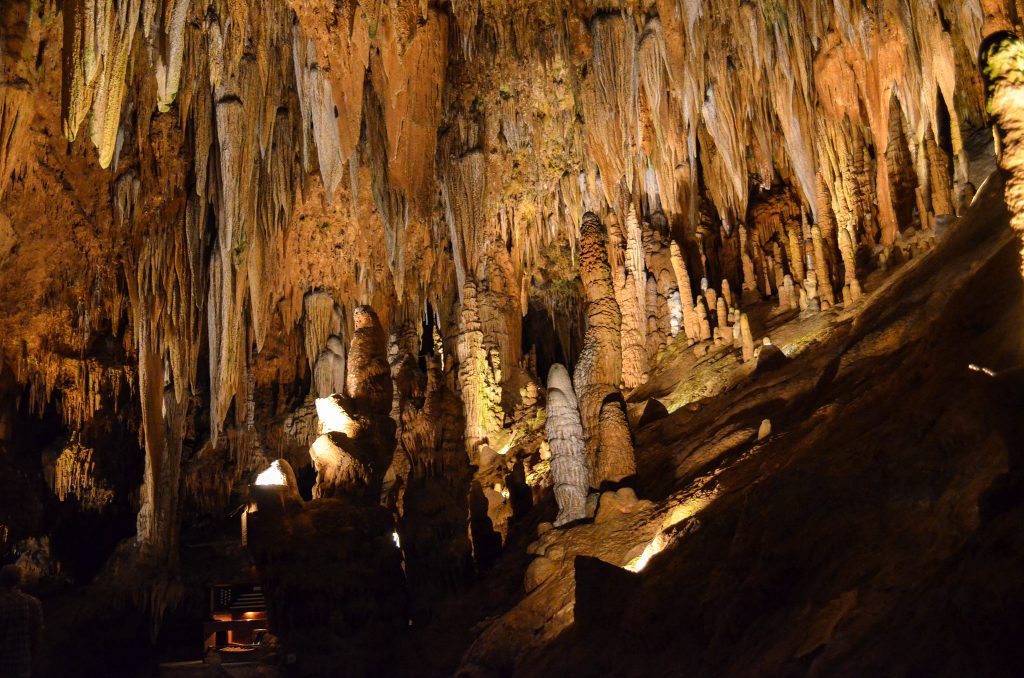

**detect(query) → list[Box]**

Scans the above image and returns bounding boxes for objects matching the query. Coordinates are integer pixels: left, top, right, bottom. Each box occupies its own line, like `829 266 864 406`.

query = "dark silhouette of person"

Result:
0 565 44 678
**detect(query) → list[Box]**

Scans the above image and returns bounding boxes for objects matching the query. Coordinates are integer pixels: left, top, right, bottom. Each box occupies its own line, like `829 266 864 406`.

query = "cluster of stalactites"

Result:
43 437 114 511
567 2 980 250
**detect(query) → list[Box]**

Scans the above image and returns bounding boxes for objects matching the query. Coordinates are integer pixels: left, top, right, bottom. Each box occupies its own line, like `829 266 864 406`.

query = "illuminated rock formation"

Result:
608 209 649 388
545 364 588 526
313 335 347 398
347 306 393 416
573 212 624 483
982 31 1024 279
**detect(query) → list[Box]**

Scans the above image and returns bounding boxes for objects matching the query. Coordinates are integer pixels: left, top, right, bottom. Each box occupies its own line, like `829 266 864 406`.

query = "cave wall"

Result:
0 0 1017 635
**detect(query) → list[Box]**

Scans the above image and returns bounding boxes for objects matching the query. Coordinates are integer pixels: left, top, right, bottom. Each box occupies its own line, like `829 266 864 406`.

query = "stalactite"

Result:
580 14 637 207
313 335 347 398
292 28 345 199
153 0 190 112
368 6 449 292
61 0 142 168
440 149 487 300
303 291 343 371
43 437 114 511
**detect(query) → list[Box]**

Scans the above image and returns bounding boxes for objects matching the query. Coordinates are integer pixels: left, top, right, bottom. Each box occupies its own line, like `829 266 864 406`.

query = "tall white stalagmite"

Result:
545 364 588 526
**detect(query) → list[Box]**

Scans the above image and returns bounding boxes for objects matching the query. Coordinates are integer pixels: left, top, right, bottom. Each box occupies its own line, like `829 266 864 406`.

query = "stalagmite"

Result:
573 212 626 486
704 287 718 317
669 240 699 342
309 403 372 499
307 305 397 501
608 209 648 389
740 313 755 363
810 225 835 308
643 222 678 349
595 395 635 486
396 356 473 619
721 278 734 310
545 364 588 526
739 226 757 296
924 128 955 219
645 275 666 360
716 297 733 342
779 275 793 311
838 228 861 304
347 306 393 416
804 266 821 312
787 225 806 283
696 299 712 341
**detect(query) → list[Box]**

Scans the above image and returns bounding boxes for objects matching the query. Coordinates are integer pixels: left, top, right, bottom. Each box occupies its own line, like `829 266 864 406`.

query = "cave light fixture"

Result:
255 460 288 486
968 363 997 377
623 491 719 572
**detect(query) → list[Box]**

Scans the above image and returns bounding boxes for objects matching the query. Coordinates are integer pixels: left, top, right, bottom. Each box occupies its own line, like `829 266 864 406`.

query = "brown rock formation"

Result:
595 393 635 486
982 31 1024 280
573 212 623 473
396 356 474 622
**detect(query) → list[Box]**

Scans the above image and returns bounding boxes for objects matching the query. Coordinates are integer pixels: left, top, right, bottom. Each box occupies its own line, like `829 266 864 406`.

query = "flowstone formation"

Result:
3 0 1024 674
